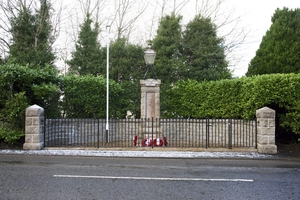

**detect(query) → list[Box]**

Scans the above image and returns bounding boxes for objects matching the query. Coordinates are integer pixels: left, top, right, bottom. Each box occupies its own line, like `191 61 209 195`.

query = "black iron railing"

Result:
44 118 257 149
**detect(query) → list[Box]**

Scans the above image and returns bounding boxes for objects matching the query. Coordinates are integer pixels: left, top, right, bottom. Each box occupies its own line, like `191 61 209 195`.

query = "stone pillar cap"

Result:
256 106 275 112
26 104 44 116
256 107 275 119
29 104 43 109
140 79 161 86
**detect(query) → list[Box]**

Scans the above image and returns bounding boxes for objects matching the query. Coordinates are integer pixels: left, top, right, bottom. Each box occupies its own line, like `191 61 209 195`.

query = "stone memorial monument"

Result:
139 79 161 144
139 44 162 146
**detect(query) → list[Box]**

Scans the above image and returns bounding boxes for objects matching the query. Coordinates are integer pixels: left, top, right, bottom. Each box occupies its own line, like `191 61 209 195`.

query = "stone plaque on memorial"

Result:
146 92 155 119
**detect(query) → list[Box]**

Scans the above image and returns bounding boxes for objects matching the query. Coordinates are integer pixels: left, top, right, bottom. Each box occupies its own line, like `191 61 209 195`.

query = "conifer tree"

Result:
183 15 231 81
100 38 144 117
152 12 184 85
67 13 102 76
9 0 55 68
247 8 300 76
152 13 231 83
103 38 144 83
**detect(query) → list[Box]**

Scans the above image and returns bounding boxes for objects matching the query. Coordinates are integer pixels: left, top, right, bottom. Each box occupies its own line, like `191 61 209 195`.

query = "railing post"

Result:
97 119 100 148
43 116 46 147
228 119 232 149
206 119 209 149
255 119 258 149
152 118 154 148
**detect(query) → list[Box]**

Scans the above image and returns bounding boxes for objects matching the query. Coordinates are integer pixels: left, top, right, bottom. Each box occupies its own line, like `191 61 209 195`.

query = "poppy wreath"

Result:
163 136 168 146
133 135 138 146
142 138 153 147
153 138 163 146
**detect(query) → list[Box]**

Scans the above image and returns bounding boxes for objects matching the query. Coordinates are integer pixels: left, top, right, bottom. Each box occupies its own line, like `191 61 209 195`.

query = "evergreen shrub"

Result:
166 74 300 137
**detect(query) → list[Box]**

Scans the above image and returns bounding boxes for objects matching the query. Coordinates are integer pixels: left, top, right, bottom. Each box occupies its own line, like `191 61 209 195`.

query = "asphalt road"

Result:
0 155 300 200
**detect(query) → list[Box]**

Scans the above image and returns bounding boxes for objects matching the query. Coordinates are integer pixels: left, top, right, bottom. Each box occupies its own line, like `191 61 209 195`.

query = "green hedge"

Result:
166 74 300 135
0 64 60 144
2 63 300 143
0 65 128 143
165 78 243 118
62 75 127 118
0 64 61 117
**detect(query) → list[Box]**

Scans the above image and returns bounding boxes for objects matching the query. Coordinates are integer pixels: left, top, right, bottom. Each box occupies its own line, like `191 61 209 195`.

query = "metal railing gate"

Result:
44 118 257 149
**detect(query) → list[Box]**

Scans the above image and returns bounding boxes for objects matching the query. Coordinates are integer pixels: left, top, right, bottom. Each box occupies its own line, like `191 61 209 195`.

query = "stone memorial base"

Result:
139 79 161 146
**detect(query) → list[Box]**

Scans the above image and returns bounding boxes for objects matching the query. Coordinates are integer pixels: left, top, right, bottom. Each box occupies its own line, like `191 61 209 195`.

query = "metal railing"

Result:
44 118 257 149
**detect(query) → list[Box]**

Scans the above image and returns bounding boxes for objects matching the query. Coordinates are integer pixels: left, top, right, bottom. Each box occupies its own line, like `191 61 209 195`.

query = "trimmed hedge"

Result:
62 75 127 118
0 64 60 144
0 65 127 143
166 74 300 135
2 63 300 143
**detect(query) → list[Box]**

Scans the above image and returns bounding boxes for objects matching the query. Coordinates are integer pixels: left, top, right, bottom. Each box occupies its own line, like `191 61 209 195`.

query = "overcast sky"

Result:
57 0 299 77
224 0 299 77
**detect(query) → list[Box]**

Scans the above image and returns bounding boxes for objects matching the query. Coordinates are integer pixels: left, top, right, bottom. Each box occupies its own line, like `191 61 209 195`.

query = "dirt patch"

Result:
277 142 300 158
0 138 24 150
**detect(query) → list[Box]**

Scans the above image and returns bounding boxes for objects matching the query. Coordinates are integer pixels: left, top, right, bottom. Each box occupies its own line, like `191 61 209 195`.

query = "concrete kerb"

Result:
45 147 258 152
0 147 276 159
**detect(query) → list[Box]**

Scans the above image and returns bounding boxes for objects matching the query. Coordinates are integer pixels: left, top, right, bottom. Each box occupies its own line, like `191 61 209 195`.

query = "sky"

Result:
56 0 300 77
223 0 299 77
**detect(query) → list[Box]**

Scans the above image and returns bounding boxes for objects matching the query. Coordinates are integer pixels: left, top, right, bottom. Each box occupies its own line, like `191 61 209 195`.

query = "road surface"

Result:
0 154 299 199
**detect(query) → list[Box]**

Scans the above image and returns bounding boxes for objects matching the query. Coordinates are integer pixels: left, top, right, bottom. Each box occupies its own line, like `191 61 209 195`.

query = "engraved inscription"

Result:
145 80 159 86
146 92 155 119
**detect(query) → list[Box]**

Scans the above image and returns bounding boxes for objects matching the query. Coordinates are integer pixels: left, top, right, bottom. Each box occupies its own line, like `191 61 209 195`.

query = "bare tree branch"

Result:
113 0 148 40
173 0 189 15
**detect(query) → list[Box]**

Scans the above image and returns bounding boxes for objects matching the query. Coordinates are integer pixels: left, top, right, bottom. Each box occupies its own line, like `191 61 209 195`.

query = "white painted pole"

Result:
106 25 110 143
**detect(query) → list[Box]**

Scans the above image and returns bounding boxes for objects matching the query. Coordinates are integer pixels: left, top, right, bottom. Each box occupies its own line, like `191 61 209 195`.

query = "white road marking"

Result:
53 175 254 182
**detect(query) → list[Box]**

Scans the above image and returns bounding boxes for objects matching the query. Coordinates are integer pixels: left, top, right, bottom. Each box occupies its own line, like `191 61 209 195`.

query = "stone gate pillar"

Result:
256 107 277 154
23 105 44 150
139 79 161 145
